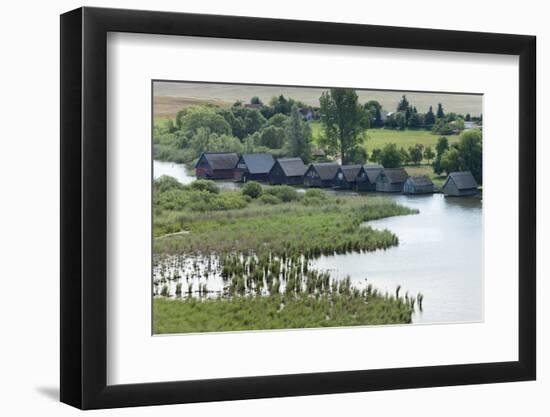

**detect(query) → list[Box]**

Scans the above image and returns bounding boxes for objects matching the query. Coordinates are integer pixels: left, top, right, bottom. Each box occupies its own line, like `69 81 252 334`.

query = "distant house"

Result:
376 167 409 192
304 162 340 188
195 152 239 180
357 165 384 191
334 165 365 190
464 121 477 129
268 157 307 185
441 171 479 196
403 175 435 194
234 153 275 182
311 148 326 161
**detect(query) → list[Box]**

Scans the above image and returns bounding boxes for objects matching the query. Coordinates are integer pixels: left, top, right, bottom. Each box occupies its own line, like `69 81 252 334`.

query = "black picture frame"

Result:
60 6 536 410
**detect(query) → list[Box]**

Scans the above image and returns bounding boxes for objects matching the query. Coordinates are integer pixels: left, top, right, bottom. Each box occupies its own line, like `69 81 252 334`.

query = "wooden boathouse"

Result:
268 157 307 185
376 167 409 192
195 152 239 180
304 162 341 187
441 171 479 196
234 153 275 182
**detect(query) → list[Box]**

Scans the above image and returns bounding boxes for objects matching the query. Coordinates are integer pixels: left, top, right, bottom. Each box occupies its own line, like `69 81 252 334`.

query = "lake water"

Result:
154 160 483 325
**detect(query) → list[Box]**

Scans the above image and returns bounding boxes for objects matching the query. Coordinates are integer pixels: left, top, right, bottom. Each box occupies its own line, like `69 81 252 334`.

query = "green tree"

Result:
465 113 471 122
266 113 288 128
370 148 382 164
433 136 449 175
259 125 286 149
373 107 384 128
423 146 435 164
457 129 483 183
437 103 445 119
348 146 368 164
394 112 407 130
250 96 263 105
440 148 461 174
176 106 231 136
408 111 423 129
408 144 424 165
399 147 411 165
397 95 410 112
380 143 402 168
242 181 263 199
425 106 436 128
286 105 312 163
432 119 454 135
319 88 369 164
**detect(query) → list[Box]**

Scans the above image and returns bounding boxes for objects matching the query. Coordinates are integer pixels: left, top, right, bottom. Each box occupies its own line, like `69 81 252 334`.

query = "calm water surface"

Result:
154 160 483 325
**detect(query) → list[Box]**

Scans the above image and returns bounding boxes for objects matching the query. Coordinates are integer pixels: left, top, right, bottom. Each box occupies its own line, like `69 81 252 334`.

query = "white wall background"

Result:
0 0 545 415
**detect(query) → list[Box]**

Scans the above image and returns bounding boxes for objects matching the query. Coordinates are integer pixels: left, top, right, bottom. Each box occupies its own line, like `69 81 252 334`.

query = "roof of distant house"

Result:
363 165 383 182
406 175 434 187
308 162 340 180
240 153 275 174
339 165 363 182
275 157 307 177
196 152 239 170
381 167 409 184
447 171 478 189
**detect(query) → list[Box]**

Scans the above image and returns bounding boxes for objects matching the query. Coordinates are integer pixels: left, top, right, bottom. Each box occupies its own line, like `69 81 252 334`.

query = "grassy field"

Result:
311 121 458 163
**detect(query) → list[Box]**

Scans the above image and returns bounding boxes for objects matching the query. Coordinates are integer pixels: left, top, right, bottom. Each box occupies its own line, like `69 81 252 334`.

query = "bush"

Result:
304 189 325 199
242 181 263 199
258 194 282 205
190 180 219 194
265 185 301 202
154 175 184 193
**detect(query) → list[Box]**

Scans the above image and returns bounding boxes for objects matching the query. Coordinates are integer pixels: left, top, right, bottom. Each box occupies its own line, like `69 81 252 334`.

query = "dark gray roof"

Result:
276 157 307 177
339 165 363 182
381 168 409 184
363 165 383 182
447 171 478 189
309 162 341 180
240 153 275 174
407 175 434 187
197 152 239 170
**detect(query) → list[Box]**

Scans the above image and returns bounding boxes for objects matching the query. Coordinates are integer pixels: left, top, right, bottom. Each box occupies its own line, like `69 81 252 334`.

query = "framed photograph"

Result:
60 6 536 409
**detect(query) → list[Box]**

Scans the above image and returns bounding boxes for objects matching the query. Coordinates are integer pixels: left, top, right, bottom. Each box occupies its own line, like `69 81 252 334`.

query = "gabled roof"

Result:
381 168 408 184
363 165 384 183
406 175 434 187
196 152 239 170
339 165 363 182
240 153 275 174
308 162 340 180
275 157 307 177
446 171 478 190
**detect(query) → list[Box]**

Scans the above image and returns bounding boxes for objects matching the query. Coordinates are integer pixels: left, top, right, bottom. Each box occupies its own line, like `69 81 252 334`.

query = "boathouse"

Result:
195 152 239 180
441 171 479 196
304 162 341 188
356 165 384 191
268 157 307 185
334 165 365 189
234 153 275 182
403 175 435 194
376 167 409 192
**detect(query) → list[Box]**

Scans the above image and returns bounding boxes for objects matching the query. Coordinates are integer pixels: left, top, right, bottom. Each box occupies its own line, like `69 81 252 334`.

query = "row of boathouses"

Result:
194 152 479 196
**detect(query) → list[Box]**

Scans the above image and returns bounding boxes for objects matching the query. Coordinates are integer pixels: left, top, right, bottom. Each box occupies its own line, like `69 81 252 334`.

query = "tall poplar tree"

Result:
319 88 369 164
